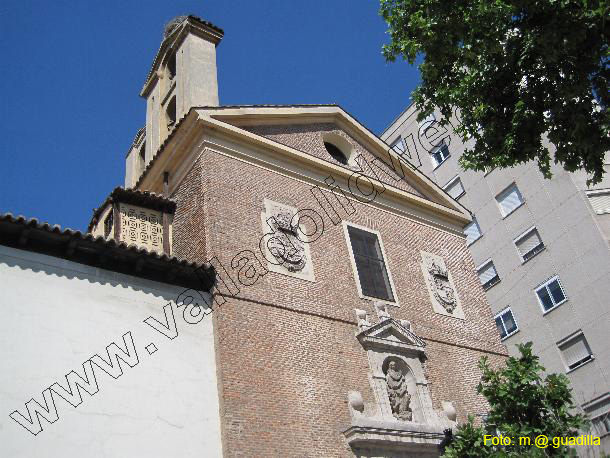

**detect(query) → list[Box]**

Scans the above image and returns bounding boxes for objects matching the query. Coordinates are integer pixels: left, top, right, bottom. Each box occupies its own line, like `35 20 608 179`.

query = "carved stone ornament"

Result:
266 208 306 272
261 200 314 281
420 251 464 319
386 360 413 421
344 306 457 456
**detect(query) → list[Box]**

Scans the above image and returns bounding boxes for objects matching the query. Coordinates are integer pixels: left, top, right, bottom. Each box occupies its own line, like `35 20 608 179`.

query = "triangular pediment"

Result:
357 318 425 354
193 105 471 224
136 105 471 230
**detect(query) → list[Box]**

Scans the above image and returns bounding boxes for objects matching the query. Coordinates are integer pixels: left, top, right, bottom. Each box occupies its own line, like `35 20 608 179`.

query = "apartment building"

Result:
383 104 610 453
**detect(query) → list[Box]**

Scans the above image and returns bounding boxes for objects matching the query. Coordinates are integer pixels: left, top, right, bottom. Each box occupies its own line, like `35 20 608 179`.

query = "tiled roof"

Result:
0 213 213 291
88 187 176 232
183 15 223 34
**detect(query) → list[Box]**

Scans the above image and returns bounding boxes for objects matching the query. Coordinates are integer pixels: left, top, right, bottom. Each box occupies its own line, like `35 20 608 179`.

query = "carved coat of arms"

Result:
420 252 464 319
428 261 457 313
262 200 314 281
267 208 306 272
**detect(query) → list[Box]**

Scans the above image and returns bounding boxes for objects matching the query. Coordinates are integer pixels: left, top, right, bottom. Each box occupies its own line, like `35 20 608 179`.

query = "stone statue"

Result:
385 361 412 421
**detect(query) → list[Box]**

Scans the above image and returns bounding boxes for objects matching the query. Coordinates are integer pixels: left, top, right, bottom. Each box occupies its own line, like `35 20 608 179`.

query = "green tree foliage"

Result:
381 0 609 184
442 342 588 457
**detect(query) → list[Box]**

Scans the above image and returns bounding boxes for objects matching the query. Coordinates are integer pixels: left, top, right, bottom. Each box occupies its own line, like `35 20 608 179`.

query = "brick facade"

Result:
170 124 507 457
241 122 443 203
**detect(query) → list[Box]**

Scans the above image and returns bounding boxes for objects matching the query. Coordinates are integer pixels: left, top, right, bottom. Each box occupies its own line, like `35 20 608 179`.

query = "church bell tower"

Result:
125 15 224 187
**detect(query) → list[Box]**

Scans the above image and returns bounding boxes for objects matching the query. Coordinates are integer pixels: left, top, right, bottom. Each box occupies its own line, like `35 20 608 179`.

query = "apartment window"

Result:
443 176 465 200
390 137 405 154
558 332 593 371
431 143 450 168
515 227 544 262
464 217 482 245
477 260 500 290
586 189 610 215
495 308 518 340
593 413 610 437
535 277 567 312
587 396 610 437
496 183 525 217
346 225 395 301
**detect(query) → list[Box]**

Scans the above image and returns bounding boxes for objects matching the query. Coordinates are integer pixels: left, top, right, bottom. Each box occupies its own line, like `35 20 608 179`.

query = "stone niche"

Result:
260 199 315 281
344 303 457 458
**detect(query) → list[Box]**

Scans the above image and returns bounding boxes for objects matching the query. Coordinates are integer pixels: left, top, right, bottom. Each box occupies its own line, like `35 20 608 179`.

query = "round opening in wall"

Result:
321 132 355 166
324 142 349 165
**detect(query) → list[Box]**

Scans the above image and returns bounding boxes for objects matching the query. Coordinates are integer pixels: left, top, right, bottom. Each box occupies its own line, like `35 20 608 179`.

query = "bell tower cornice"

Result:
140 15 224 98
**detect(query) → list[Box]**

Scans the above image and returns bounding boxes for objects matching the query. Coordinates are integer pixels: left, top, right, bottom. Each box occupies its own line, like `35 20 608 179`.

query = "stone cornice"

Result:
140 17 224 98
203 106 471 218
197 113 471 225
135 106 472 235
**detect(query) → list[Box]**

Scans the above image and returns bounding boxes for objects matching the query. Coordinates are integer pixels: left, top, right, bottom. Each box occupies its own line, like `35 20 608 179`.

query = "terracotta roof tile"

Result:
0 212 213 291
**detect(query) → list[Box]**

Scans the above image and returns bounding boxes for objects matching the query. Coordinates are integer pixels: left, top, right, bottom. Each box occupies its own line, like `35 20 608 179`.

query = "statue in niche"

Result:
428 261 457 314
385 360 412 421
267 208 306 272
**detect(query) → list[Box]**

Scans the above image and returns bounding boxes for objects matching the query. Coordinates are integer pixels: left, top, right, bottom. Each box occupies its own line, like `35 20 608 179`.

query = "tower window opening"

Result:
167 52 176 80
166 96 176 129
139 142 146 162
103 212 113 238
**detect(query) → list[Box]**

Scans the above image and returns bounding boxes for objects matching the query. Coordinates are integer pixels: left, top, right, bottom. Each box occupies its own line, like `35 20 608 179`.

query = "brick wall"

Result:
171 135 507 457
242 123 447 204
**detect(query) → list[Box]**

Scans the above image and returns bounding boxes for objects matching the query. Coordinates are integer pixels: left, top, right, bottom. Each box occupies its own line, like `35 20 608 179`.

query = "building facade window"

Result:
586 396 610 437
477 260 500 290
586 189 610 215
430 143 450 168
390 137 405 154
535 276 567 312
558 332 593 371
464 217 482 245
496 183 525 217
443 176 465 200
515 227 544 262
495 308 518 340
345 224 395 302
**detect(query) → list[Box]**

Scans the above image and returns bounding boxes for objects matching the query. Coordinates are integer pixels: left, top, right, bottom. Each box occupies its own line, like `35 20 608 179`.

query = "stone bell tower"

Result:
125 15 223 187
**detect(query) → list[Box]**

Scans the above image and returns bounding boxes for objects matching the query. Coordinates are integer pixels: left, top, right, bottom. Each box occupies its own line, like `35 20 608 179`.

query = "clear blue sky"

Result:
0 1 420 231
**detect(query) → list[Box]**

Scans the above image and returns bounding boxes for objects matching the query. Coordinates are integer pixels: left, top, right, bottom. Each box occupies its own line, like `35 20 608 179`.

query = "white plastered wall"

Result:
0 245 222 458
